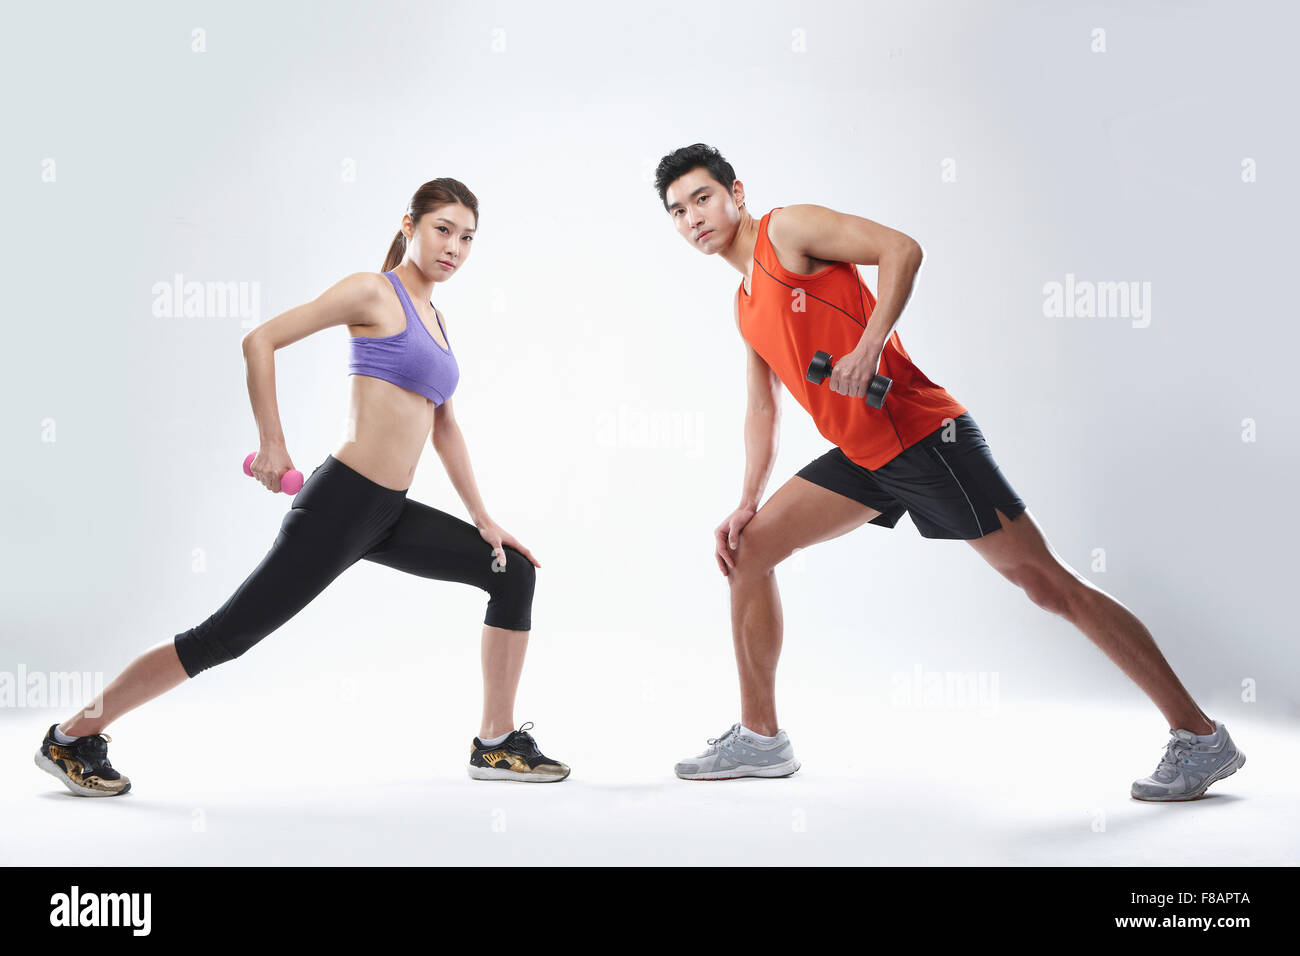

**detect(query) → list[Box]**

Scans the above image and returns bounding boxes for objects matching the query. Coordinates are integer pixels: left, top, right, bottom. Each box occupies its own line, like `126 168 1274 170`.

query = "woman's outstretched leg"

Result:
59 640 190 737
50 504 366 741
44 456 407 761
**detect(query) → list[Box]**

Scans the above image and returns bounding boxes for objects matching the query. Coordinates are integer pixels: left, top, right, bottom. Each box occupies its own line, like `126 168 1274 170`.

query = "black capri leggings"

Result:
173 454 535 678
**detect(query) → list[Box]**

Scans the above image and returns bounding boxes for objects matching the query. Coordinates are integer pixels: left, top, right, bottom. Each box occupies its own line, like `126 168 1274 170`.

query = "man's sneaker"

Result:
674 722 801 780
468 721 570 782
35 723 131 797
1131 719 1245 802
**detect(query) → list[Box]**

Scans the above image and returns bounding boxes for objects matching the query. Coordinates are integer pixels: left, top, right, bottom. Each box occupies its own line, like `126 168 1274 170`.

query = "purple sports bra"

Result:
348 271 460 405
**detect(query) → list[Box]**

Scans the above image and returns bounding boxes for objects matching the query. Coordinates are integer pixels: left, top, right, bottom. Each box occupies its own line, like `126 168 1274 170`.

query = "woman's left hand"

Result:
478 520 541 570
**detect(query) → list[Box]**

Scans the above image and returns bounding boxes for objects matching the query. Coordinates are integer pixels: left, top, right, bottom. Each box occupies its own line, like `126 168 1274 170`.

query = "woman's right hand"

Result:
249 443 296 493
714 504 757 576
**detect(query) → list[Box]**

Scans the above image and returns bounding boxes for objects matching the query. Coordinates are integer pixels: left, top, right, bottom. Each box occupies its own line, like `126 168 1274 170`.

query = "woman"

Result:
34 178 570 794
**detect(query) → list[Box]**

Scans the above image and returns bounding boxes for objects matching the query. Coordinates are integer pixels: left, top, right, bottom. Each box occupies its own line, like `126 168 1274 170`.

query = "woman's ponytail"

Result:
381 230 407 272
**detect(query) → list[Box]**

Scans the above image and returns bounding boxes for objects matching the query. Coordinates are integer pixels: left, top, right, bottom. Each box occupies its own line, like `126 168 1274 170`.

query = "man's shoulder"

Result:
765 203 821 245
764 204 851 279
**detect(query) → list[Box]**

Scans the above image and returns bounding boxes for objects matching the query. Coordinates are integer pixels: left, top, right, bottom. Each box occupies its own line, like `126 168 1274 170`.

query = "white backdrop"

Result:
3 1 1297 769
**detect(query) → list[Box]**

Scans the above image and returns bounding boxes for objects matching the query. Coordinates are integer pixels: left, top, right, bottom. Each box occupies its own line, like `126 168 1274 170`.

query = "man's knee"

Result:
727 526 794 581
1010 564 1078 617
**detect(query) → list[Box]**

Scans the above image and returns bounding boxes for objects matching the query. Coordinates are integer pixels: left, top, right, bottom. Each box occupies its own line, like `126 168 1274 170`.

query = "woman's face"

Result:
405 203 476 280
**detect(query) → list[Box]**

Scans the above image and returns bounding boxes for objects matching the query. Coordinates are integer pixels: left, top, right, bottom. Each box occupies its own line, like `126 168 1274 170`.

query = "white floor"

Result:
4 694 1293 866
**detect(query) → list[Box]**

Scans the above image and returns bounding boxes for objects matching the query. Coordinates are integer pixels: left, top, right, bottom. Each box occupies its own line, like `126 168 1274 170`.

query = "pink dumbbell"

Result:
243 453 304 495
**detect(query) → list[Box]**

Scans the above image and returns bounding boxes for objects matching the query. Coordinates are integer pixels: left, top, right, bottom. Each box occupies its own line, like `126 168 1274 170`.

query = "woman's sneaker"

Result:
35 724 132 797
468 721 570 782
1131 719 1245 801
674 723 801 780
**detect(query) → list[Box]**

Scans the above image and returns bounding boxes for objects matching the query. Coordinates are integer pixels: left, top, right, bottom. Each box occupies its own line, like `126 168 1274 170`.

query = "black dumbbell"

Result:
806 350 892 409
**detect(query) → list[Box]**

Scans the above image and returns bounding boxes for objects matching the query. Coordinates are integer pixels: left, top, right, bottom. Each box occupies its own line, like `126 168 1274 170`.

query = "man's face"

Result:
665 168 743 254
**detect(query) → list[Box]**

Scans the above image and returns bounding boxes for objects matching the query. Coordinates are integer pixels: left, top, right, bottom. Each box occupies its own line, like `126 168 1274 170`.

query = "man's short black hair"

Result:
654 143 738 212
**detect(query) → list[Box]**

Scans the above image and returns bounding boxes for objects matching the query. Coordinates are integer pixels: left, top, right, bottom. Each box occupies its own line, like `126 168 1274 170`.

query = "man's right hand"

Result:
714 505 757 576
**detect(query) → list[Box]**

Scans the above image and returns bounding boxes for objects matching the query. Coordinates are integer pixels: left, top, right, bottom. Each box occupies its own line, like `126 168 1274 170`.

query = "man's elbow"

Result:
902 239 925 269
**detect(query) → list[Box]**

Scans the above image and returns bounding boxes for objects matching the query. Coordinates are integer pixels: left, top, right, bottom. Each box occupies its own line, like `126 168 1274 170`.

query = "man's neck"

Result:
720 211 760 284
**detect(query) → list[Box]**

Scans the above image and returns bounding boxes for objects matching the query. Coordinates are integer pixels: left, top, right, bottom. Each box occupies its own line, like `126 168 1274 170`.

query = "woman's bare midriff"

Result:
330 373 435 491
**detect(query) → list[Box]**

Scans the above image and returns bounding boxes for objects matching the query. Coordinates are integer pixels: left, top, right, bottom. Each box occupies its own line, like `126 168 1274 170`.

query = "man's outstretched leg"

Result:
674 474 884 780
967 506 1247 800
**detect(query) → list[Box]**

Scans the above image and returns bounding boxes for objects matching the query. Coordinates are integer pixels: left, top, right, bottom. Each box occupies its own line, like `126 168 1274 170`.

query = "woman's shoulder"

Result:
337 271 393 302
340 271 397 334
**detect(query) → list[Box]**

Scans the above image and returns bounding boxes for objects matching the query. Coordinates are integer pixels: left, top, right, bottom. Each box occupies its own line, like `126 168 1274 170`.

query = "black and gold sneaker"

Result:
468 721 570 782
35 723 132 797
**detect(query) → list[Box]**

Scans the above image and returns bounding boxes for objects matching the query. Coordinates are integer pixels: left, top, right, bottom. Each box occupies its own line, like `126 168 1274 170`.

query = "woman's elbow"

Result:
241 328 271 353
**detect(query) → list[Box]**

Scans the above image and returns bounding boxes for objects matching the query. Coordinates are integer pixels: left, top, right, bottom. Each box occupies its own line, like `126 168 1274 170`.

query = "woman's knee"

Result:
484 545 535 630
173 617 238 678
172 577 307 678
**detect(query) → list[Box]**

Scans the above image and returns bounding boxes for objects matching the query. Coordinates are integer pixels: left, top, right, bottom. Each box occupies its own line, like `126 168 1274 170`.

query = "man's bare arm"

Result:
736 288 782 510
770 203 925 348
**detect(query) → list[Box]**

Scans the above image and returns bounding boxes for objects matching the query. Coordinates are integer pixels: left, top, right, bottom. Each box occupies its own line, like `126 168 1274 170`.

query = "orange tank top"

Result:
737 207 967 470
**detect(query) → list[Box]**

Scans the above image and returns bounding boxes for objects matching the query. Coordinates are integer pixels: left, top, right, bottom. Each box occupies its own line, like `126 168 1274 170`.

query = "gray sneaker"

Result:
1131 719 1246 801
674 723 801 780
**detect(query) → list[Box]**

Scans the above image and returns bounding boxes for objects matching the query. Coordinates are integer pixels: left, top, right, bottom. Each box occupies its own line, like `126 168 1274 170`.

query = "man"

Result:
655 143 1245 801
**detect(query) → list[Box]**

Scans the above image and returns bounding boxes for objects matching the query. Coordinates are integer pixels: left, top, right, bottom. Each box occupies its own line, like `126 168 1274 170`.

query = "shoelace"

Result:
1154 731 1197 777
66 733 114 770
508 721 539 757
705 723 741 753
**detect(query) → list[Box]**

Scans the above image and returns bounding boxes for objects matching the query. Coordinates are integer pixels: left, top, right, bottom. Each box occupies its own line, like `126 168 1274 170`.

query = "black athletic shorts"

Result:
794 413 1027 540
